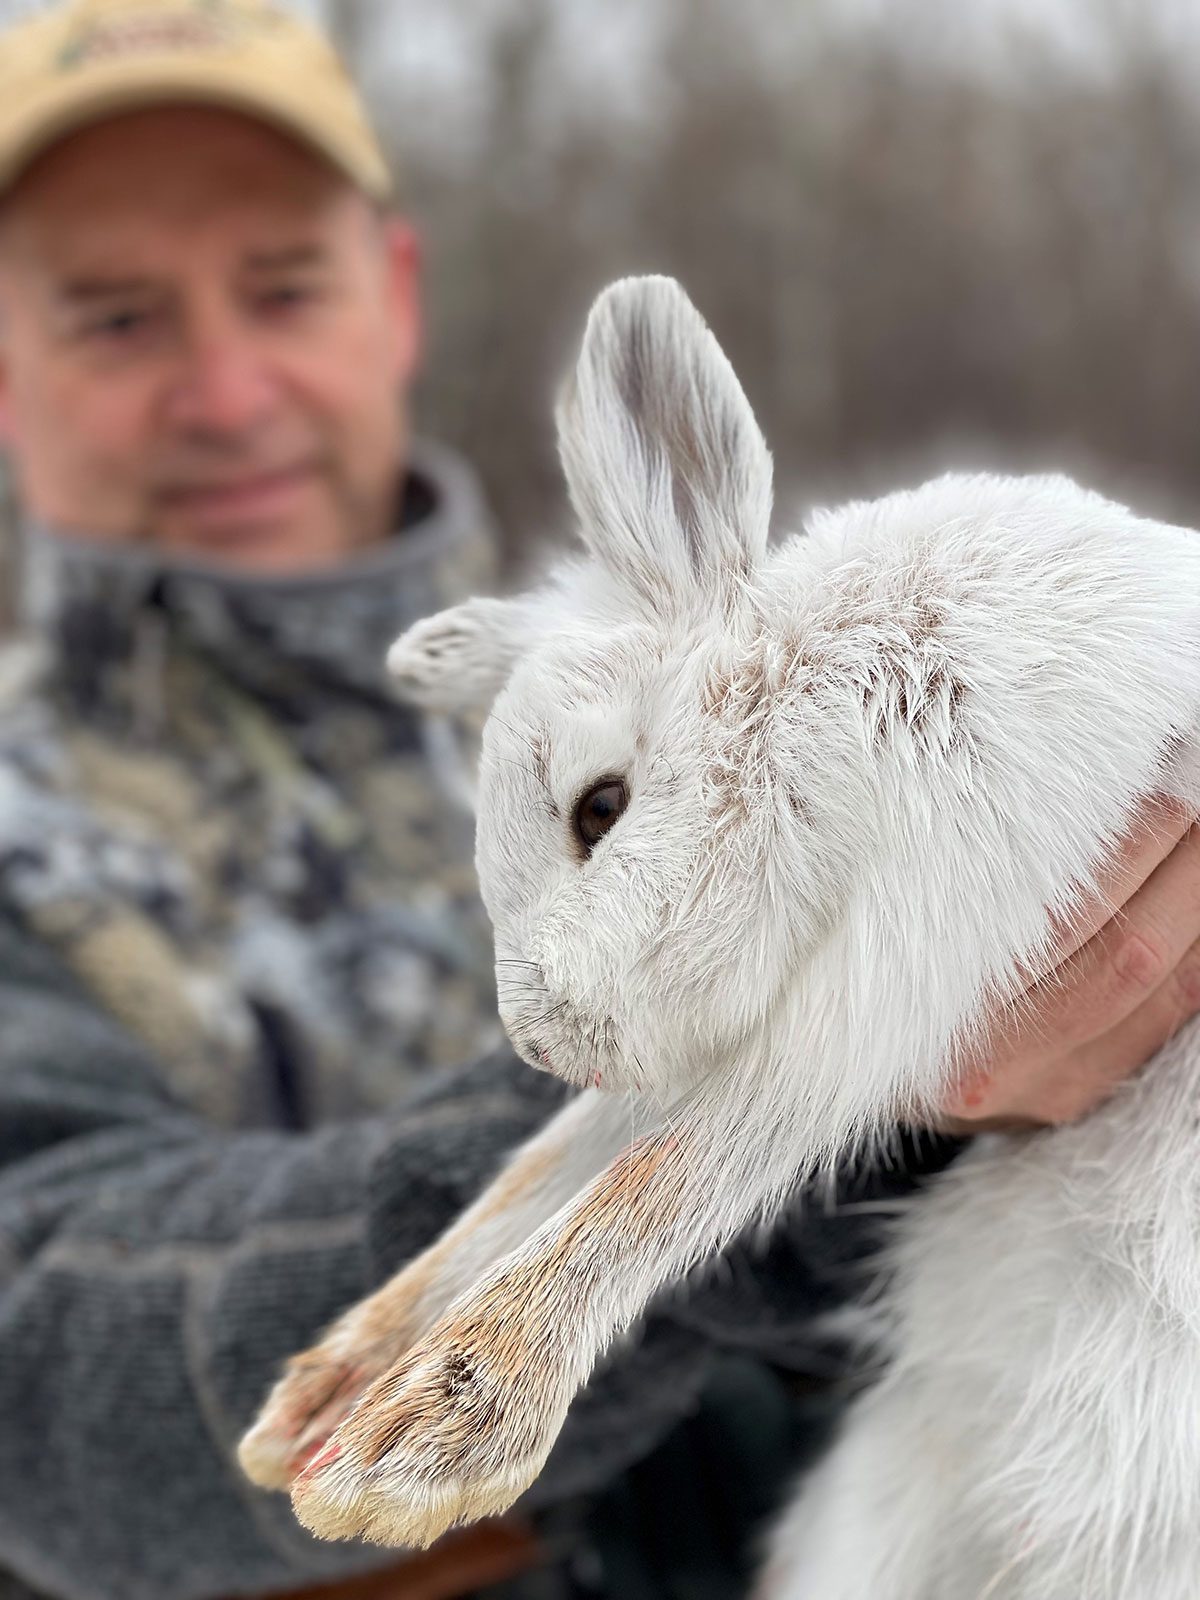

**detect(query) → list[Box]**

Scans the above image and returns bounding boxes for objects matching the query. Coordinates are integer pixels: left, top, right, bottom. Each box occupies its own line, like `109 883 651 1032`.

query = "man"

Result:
0 4 1198 1600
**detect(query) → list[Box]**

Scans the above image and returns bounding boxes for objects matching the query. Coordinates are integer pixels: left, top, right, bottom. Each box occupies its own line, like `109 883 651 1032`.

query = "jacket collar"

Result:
16 439 498 721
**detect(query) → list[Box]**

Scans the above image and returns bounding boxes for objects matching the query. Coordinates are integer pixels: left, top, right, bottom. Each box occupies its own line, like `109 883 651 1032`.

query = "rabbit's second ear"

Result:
557 276 773 608
387 597 528 712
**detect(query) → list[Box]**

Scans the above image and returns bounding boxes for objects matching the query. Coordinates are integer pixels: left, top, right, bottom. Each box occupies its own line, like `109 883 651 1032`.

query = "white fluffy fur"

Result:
246 276 1200 1594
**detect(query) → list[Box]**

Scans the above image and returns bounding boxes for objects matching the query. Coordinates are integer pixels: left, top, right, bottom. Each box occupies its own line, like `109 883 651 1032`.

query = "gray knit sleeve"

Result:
0 908 568 1600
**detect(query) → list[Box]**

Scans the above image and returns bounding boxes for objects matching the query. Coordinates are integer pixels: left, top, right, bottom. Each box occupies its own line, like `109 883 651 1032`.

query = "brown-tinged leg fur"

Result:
288 1128 690 1547
239 1089 647 1492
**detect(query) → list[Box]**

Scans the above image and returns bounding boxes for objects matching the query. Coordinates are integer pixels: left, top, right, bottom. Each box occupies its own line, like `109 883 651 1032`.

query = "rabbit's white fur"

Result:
243 276 1200 1595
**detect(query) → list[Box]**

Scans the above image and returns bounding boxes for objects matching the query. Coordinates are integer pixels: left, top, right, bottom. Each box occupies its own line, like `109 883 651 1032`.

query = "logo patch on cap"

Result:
58 1 282 72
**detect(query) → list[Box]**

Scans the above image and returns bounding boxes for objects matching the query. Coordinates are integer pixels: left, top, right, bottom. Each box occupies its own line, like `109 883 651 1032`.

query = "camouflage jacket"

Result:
0 444 964 1600
0 440 502 1129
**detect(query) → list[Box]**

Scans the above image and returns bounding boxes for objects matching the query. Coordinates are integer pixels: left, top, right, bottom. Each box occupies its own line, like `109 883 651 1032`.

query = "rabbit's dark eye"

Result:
574 779 628 854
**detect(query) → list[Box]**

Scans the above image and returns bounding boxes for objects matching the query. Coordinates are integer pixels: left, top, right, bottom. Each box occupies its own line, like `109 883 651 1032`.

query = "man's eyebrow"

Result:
241 244 330 271
55 275 161 303
52 246 331 300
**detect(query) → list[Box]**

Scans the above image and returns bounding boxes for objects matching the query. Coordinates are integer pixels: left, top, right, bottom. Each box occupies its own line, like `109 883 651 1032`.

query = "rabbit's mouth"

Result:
513 1015 624 1090
501 993 626 1091
494 952 641 1091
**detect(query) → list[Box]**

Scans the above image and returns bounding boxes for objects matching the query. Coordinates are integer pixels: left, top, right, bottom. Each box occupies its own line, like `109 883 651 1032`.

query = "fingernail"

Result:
949 1070 992 1113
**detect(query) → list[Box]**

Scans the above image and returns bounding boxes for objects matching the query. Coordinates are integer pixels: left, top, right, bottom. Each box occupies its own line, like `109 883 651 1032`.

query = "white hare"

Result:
240 276 1200 1600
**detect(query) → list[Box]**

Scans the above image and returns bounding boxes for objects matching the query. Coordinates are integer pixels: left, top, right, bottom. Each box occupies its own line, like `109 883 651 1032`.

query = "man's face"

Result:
0 107 420 573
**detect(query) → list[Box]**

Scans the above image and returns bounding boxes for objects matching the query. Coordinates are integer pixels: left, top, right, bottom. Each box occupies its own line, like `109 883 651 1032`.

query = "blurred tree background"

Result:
6 0 1200 572
320 0 1200 567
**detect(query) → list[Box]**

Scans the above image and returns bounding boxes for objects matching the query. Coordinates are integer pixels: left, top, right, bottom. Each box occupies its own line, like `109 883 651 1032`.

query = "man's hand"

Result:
939 794 1200 1132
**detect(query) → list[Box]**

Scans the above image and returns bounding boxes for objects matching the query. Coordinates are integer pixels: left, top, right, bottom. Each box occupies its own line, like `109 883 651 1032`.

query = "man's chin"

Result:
160 512 364 576
151 465 371 574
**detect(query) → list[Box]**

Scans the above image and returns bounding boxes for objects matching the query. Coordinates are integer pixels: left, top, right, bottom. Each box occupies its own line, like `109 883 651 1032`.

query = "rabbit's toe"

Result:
239 1348 373 1490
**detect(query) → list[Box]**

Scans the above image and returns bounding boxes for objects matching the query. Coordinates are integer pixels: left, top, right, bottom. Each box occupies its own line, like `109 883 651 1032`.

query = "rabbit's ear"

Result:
556 275 773 607
387 597 529 712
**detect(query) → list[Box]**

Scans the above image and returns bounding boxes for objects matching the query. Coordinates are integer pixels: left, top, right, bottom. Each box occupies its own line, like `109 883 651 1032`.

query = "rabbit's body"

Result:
700 478 1200 1597
242 277 1200 1595
767 1017 1200 1599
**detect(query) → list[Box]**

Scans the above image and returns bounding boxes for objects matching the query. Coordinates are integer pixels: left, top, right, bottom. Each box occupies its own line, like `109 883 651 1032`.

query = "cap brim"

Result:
0 60 392 200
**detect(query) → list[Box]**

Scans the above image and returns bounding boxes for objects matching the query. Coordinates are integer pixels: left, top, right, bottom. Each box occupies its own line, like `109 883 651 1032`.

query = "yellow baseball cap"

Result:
0 0 393 200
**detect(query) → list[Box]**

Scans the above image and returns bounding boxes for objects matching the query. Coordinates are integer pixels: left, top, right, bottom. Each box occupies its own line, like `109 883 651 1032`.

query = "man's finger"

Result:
1054 933 1200 1110
943 927 1200 1128
1029 791 1191 979
1053 821 1200 1047
962 821 1200 1077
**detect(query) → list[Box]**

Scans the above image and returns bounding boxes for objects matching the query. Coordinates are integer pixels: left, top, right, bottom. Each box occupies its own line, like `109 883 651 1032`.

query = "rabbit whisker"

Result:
520 1002 569 1033
491 756 537 779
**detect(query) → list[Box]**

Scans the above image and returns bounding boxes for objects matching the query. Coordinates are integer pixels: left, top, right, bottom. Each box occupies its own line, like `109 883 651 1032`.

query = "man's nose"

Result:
161 327 282 436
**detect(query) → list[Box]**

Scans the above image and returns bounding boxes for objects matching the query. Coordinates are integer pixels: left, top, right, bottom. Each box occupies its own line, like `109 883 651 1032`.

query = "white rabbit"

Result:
240 275 1200 1600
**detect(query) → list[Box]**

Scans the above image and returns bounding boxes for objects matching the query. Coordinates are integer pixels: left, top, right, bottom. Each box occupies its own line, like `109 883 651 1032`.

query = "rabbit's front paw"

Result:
239 1262 440 1492
289 1294 570 1548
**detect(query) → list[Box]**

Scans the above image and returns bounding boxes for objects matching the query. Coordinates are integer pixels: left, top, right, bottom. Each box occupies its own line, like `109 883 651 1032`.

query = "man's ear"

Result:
380 216 422 390
387 596 530 712
0 322 14 449
556 275 773 609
